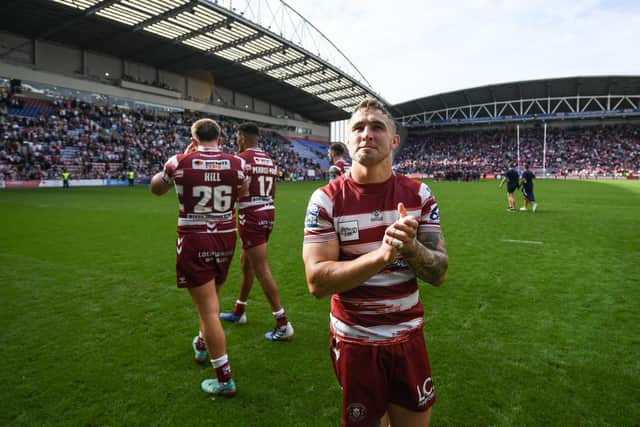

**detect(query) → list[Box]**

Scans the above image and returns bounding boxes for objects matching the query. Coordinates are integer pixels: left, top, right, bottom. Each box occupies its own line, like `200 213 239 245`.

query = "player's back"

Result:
522 170 535 187
168 147 246 234
238 147 277 212
505 169 519 185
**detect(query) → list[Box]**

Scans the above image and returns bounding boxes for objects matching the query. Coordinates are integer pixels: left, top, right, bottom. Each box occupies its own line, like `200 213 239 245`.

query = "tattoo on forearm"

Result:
405 231 448 285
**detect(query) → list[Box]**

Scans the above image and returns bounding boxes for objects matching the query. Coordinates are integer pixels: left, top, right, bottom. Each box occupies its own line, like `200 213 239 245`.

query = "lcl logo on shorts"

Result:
346 403 367 422
416 377 435 406
338 220 359 242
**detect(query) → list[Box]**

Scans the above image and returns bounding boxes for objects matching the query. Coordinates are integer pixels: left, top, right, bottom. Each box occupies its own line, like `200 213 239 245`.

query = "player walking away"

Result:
219 123 294 341
328 142 351 180
499 163 520 212
61 170 70 188
519 163 538 212
150 118 249 397
303 99 448 427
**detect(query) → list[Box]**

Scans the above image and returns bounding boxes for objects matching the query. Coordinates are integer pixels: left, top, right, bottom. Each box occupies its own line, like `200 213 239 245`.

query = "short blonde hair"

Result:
351 98 397 134
191 118 221 143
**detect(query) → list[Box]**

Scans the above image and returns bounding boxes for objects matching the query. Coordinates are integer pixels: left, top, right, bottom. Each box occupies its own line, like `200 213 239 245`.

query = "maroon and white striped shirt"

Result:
238 147 277 214
304 173 441 345
329 159 352 180
162 147 247 234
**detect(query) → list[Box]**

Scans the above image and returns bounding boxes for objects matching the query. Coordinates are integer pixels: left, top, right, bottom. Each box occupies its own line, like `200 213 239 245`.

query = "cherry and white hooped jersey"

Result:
304 173 441 345
162 146 247 234
329 159 351 180
238 147 277 213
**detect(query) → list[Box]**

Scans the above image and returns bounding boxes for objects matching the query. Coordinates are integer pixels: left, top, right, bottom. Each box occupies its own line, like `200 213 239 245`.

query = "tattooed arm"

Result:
403 230 448 286
384 203 448 286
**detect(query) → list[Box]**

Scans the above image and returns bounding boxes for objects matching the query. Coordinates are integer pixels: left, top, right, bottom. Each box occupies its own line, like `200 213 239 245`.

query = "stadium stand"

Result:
289 139 332 169
0 92 329 182
394 124 640 180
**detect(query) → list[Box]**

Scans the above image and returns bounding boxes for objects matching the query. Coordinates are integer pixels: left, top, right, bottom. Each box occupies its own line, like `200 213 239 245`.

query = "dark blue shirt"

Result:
521 170 535 190
505 169 519 186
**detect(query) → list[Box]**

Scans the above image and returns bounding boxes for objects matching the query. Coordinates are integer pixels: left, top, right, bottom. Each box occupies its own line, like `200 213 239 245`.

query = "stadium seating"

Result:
394 125 640 179
0 96 328 181
2 92 638 182
8 98 53 118
288 139 331 168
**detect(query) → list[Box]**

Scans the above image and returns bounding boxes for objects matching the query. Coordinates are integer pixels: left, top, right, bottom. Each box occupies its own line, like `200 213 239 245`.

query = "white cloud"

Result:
285 0 640 103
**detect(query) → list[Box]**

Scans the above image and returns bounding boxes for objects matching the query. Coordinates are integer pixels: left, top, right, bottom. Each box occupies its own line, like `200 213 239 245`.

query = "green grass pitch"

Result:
1 179 638 426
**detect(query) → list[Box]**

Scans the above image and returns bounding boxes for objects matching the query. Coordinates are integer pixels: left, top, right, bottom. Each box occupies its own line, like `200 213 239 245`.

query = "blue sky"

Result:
285 0 640 104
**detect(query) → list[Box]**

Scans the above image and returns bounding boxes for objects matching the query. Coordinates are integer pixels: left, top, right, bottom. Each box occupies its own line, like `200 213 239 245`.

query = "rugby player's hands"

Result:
384 203 419 257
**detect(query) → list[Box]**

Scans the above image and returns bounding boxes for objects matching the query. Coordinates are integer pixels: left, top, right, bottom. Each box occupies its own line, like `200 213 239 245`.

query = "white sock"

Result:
211 354 229 368
236 300 247 306
198 331 204 339
272 308 285 318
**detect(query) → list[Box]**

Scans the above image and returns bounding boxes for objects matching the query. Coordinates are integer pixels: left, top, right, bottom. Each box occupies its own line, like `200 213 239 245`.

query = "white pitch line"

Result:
501 239 544 245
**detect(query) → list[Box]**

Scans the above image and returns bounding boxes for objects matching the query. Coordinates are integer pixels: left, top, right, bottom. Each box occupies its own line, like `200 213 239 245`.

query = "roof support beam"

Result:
234 45 285 64
0 0 122 58
258 57 307 73
153 18 237 67
207 32 264 54
221 56 312 88
280 66 324 82
132 0 197 32
172 17 235 44
299 75 340 89
311 84 357 96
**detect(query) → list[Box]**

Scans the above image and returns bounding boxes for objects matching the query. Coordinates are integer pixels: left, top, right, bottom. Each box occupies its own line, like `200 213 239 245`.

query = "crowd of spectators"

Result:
0 94 325 182
394 124 640 179
3 92 638 183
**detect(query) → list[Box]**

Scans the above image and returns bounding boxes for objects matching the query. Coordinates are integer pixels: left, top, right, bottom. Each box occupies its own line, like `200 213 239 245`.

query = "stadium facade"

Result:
0 0 389 140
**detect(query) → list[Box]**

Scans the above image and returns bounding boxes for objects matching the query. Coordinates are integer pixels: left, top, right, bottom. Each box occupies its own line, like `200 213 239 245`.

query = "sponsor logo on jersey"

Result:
305 204 320 228
338 220 359 242
251 196 272 203
253 156 273 166
186 212 233 220
370 210 383 222
192 159 231 170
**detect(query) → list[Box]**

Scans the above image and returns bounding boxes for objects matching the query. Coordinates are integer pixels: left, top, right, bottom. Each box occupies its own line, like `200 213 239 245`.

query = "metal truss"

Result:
397 94 640 127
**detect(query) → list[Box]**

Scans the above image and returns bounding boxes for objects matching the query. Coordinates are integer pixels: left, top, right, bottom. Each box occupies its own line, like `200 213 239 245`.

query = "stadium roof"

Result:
0 0 389 123
392 75 640 118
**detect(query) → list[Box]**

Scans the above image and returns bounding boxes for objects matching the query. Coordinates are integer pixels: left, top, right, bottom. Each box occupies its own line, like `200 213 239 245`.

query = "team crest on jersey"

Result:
192 159 230 170
254 157 273 166
346 403 367 423
305 204 321 228
338 220 359 242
